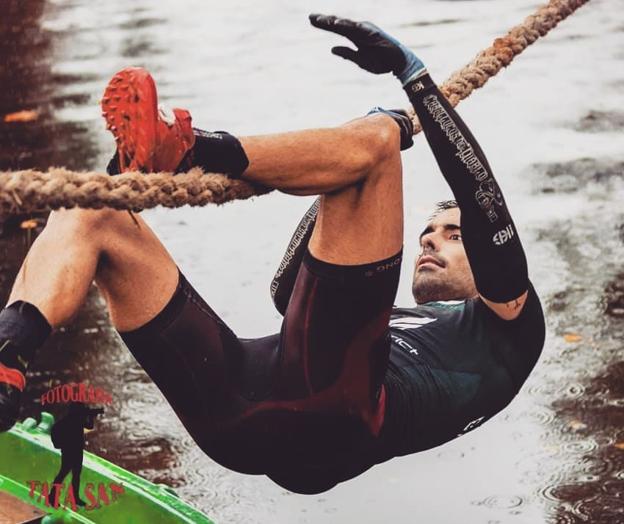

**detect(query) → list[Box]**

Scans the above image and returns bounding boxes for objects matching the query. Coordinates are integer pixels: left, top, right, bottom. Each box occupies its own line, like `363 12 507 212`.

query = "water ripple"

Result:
473 494 524 509
561 438 599 454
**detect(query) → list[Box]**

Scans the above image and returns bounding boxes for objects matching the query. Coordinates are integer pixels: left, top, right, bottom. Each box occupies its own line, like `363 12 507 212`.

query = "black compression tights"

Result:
120 248 402 493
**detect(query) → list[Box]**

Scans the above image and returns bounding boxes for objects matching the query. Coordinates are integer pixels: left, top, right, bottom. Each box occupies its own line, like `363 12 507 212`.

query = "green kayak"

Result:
0 412 214 523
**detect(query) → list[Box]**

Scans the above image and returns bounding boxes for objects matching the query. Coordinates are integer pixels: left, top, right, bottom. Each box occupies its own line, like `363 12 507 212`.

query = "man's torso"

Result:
380 283 544 459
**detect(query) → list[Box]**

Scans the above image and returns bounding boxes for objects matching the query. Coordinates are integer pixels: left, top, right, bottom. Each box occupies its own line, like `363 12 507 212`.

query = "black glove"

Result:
367 107 414 150
309 14 427 85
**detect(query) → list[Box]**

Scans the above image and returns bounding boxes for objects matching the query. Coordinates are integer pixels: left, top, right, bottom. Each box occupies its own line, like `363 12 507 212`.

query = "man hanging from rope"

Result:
0 16 545 493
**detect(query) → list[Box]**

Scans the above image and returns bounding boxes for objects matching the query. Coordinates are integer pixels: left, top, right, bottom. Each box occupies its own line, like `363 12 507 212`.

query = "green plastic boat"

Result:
0 412 214 523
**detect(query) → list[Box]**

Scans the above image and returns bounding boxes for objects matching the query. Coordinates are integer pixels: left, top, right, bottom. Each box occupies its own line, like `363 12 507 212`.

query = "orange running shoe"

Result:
100 67 195 173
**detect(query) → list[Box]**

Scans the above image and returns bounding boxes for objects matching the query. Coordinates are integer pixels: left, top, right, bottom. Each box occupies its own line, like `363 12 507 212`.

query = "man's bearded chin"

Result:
412 272 473 304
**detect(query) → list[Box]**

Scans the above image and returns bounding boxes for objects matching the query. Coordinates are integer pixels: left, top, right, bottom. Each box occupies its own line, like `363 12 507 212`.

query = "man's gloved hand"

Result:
309 14 427 86
367 107 414 150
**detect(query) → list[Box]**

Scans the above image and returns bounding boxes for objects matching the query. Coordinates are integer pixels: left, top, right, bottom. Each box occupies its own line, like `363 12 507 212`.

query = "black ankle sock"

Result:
106 128 250 177
0 301 51 372
188 128 249 178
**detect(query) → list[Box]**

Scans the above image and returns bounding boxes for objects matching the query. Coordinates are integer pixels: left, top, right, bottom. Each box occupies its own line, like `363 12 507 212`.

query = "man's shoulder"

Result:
389 301 468 332
392 299 467 312
389 287 545 333
391 299 467 318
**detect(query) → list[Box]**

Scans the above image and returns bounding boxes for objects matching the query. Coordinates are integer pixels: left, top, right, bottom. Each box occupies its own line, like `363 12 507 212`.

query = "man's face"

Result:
412 207 478 304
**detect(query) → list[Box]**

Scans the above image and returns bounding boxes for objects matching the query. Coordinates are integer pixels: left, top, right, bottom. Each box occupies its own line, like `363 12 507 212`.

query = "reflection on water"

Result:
550 359 624 522
543 231 624 523
524 137 624 522
0 1 98 172
1 0 623 522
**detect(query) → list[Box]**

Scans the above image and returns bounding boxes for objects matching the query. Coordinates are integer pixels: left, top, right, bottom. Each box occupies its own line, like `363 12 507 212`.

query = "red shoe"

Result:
100 67 195 173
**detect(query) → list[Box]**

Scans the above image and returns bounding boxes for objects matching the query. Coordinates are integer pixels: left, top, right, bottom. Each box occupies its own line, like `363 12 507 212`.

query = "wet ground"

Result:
1 0 623 522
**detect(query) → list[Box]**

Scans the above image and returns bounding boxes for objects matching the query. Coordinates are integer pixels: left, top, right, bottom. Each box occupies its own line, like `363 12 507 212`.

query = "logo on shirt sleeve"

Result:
492 224 515 245
389 316 437 330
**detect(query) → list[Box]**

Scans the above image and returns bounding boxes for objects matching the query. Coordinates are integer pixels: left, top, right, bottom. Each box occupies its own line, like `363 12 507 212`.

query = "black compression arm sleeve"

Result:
405 74 528 302
271 198 320 315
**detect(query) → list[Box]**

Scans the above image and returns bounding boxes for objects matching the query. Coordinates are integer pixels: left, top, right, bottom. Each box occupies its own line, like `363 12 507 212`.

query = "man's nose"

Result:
421 234 438 253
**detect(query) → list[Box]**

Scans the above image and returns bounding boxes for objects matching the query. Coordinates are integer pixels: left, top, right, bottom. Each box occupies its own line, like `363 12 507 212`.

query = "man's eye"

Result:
450 234 462 241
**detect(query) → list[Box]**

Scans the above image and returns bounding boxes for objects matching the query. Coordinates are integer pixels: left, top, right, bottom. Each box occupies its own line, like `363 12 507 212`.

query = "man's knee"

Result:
329 124 403 204
358 114 402 186
46 208 133 247
318 115 403 202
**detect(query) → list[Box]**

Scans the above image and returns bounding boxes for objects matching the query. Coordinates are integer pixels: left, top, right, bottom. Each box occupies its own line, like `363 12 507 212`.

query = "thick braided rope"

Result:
416 0 591 121
0 0 589 214
0 168 271 214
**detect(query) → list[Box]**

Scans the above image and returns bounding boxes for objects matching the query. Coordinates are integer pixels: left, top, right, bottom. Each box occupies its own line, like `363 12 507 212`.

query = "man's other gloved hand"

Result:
309 14 427 86
367 107 414 150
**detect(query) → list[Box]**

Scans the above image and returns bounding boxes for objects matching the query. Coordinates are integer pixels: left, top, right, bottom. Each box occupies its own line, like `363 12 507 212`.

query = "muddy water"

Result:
1 0 623 522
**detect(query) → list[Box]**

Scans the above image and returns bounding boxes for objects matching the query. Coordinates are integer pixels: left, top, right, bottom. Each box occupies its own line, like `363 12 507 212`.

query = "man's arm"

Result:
310 15 529 319
405 74 528 319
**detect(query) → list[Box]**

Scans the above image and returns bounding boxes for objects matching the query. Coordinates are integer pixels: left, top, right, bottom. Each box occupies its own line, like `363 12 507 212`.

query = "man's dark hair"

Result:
429 199 458 219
